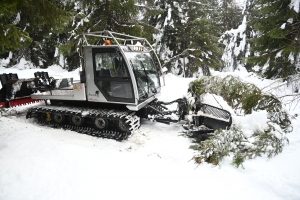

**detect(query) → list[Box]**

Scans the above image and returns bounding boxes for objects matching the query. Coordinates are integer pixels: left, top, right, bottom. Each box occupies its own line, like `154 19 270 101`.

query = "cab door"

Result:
92 47 135 103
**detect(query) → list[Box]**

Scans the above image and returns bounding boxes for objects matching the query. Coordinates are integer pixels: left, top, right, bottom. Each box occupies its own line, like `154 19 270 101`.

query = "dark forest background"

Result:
1 0 299 80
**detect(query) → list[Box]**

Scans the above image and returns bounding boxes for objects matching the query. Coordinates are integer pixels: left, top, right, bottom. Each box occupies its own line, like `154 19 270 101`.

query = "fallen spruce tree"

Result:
188 75 292 168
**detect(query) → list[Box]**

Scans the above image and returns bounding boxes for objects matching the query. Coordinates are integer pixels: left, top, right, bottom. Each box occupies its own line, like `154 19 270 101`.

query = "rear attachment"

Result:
0 73 40 108
0 71 72 108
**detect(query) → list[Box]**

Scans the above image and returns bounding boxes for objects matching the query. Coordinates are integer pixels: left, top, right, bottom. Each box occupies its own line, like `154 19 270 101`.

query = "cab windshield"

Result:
124 52 160 99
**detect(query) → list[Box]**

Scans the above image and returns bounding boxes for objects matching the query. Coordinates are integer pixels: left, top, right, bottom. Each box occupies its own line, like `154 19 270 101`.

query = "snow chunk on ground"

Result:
234 110 269 138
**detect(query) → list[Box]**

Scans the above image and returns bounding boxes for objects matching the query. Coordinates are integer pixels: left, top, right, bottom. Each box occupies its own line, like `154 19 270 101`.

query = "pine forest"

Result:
0 0 299 80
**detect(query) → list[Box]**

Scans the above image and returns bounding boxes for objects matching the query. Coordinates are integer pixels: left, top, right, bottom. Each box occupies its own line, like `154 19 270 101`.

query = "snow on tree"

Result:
247 0 300 79
58 0 144 70
0 0 71 68
150 0 230 77
220 0 254 71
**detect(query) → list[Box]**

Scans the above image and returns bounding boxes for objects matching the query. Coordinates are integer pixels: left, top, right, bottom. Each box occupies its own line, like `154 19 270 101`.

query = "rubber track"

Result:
27 105 140 141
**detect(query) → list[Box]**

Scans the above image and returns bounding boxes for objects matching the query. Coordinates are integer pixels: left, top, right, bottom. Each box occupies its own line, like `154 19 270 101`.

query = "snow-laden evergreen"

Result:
221 15 249 71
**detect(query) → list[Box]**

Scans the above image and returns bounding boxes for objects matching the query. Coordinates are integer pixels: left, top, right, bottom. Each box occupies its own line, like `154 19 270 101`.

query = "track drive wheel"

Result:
94 117 108 130
71 115 85 126
53 113 65 124
45 112 51 123
118 119 129 132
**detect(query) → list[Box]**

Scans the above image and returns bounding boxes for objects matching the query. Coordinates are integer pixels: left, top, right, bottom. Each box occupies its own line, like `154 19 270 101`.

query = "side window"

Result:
93 50 134 101
95 53 128 77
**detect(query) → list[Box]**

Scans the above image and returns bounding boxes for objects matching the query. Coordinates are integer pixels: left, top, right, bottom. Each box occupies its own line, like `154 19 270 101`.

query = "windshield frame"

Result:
124 51 161 100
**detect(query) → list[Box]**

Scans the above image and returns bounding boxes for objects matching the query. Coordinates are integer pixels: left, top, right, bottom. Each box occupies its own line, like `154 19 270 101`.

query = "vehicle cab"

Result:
82 31 163 111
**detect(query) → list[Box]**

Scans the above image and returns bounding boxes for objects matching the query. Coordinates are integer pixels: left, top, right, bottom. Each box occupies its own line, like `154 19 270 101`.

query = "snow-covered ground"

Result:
0 66 300 200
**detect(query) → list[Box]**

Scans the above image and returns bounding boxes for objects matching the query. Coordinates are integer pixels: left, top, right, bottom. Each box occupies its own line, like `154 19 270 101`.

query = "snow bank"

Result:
0 69 300 200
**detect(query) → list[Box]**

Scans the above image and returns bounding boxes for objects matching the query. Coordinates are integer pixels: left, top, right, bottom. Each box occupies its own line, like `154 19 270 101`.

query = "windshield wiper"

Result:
130 59 148 99
139 60 150 92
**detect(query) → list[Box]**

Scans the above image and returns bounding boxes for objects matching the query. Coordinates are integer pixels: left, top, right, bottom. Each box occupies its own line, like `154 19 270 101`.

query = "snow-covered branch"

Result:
161 49 197 67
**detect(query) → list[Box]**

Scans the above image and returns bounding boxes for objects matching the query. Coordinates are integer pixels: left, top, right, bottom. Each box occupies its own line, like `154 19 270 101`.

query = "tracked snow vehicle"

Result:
1 31 232 141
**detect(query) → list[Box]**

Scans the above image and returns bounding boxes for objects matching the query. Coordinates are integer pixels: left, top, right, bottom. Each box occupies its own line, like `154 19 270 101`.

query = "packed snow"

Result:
0 65 300 200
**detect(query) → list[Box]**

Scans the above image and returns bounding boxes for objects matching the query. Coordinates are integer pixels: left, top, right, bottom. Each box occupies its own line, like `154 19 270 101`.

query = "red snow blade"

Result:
0 102 5 108
8 97 42 107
